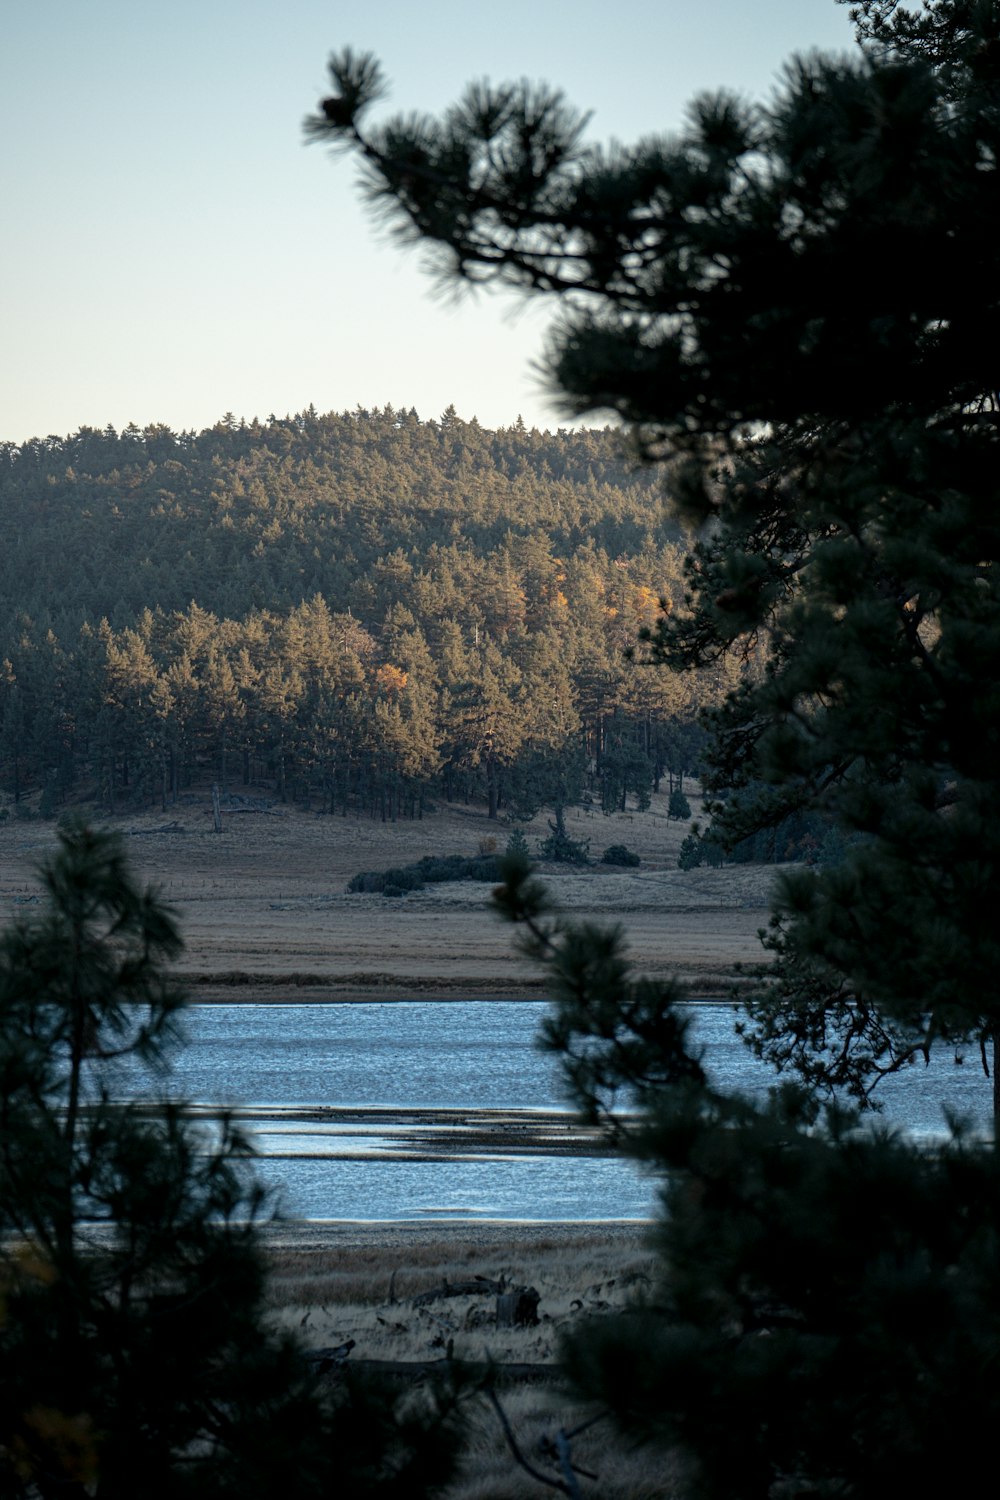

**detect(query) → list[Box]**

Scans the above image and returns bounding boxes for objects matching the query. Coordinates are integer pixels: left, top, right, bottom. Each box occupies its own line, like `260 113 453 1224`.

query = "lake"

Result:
123 1000 994 1223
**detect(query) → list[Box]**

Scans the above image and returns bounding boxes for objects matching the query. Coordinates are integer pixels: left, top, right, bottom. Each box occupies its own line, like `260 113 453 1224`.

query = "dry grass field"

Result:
261 1221 683 1499
263 1222 654 1367
0 782 778 1004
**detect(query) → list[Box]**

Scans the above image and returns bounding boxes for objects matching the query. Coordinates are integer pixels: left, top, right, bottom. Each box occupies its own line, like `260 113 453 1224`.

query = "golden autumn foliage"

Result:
374 663 408 697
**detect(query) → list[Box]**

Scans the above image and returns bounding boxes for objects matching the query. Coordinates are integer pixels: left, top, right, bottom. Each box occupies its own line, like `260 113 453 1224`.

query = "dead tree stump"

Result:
495 1286 540 1328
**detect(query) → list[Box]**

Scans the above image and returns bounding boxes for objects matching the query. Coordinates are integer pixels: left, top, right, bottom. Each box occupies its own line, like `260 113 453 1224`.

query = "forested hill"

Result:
1 406 680 624
0 406 734 819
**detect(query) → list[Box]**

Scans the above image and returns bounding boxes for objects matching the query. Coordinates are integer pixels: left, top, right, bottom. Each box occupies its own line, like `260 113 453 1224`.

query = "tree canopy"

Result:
0 410 721 822
309 0 1000 1107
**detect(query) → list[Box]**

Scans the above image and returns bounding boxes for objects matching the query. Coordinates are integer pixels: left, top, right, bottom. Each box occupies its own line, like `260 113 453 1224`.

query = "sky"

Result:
1 1 858 444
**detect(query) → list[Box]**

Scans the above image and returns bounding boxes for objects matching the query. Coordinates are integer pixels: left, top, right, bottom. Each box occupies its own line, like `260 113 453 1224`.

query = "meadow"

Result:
0 785 774 1005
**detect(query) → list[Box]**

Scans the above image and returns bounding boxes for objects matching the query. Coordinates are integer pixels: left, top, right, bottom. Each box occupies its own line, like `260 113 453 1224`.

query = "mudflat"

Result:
0 785 777 1002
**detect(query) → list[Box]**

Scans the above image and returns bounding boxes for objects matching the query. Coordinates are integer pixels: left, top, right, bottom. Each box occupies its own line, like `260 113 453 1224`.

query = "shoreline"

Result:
257 1217 653 1255
186 978 738 1004
186 977 544 1004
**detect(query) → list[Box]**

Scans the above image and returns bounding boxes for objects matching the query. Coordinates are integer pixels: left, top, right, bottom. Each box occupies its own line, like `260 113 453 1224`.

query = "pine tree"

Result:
315 8 1000 1487
309 0 1000 1110
0 824 460 1497
495 856 1000 1499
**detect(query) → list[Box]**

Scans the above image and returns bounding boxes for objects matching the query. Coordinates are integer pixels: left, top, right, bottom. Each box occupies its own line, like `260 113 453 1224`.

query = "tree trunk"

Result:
495 1287 540 1328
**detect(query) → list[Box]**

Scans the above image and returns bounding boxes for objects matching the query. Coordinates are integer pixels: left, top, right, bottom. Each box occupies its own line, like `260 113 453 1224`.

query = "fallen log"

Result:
412 1277 504 1306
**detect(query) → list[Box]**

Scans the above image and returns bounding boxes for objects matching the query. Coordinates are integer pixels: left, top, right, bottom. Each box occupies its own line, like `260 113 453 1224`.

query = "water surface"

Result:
122 1000 992 1222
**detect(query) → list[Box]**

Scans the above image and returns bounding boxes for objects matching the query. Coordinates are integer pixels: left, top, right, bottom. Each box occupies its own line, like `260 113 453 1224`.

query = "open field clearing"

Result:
0 786 777 1003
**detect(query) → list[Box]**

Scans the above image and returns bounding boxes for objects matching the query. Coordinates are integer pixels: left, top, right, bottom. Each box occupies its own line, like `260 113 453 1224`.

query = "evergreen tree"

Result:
317 6 1000 1486
667 787 691 821
495 855 1000 1499
0 414 685 817
309 0 1000 1109
0 824 459 1497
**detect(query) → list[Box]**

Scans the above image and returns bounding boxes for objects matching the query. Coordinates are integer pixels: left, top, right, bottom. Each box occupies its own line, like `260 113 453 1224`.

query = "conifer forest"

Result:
0 410 721 823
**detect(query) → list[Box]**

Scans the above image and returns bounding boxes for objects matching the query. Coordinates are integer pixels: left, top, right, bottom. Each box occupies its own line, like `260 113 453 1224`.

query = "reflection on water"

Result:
252 1153 656 1223
118 1000 992 1222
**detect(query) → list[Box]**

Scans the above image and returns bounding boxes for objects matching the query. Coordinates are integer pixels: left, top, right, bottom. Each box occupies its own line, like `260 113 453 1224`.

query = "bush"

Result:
416 853 501 883
346 852 501 894
601 844 641 867
346 866 425 894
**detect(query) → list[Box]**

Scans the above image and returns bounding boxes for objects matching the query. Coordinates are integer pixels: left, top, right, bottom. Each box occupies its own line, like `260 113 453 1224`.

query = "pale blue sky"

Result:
1 1 856 443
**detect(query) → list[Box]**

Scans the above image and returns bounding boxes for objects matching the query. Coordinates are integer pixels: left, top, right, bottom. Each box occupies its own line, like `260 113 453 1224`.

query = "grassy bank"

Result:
262 1222 678 1499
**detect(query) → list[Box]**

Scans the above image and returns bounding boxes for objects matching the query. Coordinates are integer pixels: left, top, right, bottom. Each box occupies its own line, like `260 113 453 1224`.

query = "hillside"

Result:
0 408 738 822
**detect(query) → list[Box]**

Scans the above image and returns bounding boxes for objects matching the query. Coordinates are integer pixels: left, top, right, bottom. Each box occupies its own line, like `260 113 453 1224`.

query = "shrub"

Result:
346 866 424 895
601 844 641 867
346 852 501 894
416 853 500 883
